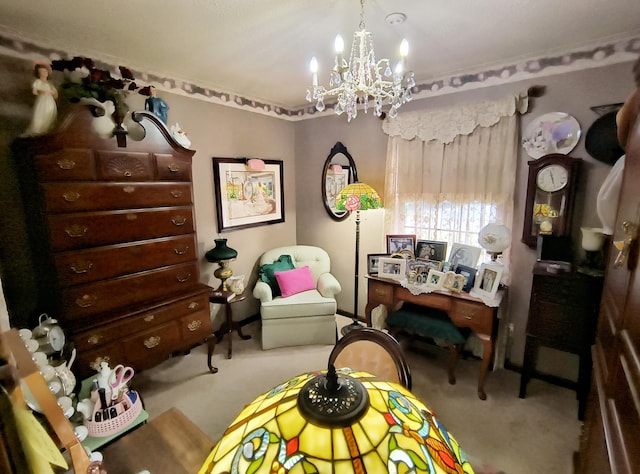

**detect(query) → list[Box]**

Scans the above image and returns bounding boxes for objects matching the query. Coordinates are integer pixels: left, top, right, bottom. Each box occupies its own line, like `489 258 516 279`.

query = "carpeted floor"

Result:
133 316 580 474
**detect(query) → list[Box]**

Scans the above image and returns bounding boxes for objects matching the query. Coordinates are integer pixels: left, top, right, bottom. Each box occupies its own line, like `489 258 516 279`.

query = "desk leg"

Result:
206 335 218 374
477 335 493 400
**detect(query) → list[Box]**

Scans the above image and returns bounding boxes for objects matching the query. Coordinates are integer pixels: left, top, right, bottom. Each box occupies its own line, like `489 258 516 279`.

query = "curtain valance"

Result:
382 93 529 144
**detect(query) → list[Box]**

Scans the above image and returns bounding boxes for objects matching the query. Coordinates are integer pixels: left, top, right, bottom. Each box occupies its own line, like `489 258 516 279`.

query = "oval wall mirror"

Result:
322 142 358 221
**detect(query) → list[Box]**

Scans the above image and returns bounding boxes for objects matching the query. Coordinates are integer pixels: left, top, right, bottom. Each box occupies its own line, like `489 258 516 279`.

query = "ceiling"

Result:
1 0 639 111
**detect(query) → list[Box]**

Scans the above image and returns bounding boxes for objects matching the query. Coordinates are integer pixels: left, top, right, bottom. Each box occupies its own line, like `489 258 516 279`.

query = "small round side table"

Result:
208 289 251 359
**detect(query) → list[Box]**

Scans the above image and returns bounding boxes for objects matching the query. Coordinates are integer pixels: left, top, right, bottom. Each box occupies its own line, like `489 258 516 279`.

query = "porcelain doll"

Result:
23 62 58 135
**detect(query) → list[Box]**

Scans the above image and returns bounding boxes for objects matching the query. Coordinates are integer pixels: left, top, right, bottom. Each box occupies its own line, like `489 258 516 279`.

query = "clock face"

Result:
536 164 568 193
48 326 66 351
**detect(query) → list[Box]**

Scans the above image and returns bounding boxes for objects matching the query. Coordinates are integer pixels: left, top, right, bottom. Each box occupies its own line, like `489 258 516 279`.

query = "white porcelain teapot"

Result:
53 348 76 396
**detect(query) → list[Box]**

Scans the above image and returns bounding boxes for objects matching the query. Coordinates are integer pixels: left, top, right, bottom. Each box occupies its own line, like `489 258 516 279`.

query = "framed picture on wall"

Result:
212 157 285 233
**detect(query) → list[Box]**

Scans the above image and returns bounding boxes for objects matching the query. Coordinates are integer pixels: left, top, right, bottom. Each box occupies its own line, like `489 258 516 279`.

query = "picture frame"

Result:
454 264 477 292
448 243 482 269
418 258 443 273
324 165 352 219
442 271 459 291
367 253 388 275
426 269 445 289
415 240 448 261
386 234 416 254
212 157 285 233
473 263 504 299
379 257 406 281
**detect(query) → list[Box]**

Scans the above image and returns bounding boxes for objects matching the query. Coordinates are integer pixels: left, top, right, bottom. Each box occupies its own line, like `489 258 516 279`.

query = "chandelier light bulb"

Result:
334 35 344 55
400 38 409 58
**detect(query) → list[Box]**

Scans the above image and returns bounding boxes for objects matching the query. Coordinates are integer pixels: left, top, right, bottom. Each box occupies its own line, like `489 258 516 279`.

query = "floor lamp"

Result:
335 181 382 335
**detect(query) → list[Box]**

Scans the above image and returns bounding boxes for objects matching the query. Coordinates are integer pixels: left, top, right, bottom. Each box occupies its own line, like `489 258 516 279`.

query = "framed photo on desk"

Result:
379 257 406 280
474 263 503 298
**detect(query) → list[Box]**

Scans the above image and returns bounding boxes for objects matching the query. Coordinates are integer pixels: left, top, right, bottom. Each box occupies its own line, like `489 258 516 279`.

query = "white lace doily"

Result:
399 279 502 307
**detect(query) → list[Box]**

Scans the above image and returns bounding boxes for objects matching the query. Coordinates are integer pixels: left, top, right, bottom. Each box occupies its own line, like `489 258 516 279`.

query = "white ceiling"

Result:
1 0 639 110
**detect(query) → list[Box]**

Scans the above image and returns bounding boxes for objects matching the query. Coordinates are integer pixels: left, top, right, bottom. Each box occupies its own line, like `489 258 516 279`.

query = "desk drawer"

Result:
368 280 394 305
450 300 493 335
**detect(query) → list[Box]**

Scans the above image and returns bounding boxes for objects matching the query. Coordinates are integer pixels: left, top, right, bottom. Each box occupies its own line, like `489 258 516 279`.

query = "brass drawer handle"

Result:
76 294 97 308
87 334 103 345
90 356 110 371
374 289 388 297
176 273 191 283
167 163 180 173
188 301 200 310
171 190 183 198
144 336 161 349
123 186 135 194
174 245 189 255
70 260 93 274
171 216 187 226
144 314 155 322
65 224 88 238
63 191 80 202
187 320 202 332
57 159 76 170
126 213 137 221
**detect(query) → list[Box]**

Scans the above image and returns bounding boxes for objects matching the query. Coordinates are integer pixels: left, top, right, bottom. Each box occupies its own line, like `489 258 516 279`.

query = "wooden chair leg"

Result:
447 342 462 385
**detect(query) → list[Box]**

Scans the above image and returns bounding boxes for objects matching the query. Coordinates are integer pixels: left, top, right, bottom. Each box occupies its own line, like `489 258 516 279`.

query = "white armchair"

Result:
253 245 341 350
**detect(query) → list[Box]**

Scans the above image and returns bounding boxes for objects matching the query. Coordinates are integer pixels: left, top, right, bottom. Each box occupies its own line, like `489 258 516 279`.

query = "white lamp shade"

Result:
478 224 512 253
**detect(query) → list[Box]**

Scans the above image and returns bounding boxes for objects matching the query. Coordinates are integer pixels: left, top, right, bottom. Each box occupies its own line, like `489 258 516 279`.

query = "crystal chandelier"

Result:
305 0 415 121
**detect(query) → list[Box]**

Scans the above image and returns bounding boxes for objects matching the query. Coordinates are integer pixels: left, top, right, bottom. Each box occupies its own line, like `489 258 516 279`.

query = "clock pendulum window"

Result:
522 154 582 248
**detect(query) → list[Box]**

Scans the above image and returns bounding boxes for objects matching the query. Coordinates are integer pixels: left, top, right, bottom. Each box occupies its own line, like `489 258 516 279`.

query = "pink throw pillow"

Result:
274 266 316 298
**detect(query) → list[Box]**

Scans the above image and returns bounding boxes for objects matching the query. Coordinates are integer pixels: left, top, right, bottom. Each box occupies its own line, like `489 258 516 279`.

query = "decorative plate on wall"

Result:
522 112 581 159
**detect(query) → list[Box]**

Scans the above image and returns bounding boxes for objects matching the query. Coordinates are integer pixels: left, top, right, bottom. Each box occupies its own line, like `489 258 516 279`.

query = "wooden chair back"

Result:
329 327 412 389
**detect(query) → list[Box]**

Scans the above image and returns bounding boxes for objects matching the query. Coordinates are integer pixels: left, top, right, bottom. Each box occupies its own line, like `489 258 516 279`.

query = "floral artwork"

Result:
212 158 284 232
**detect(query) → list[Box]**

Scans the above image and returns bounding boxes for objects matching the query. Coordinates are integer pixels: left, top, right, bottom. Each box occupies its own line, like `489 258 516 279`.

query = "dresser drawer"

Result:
155 154 192 181
96 150 154 180
35 149 96 181
368 280 394 305
42 182 193 213
48 206 194 251
55 234 197 286
123 322 181 369
73 290 210 351
62 261 200 321
180 309 213 342
75 342 125 379
449 300 493 335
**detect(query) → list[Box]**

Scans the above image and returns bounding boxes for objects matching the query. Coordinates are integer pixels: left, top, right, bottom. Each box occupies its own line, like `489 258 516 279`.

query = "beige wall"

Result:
0 51 636 380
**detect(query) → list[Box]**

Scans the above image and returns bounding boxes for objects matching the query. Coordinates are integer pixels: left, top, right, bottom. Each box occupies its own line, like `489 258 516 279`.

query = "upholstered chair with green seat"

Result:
253 245 341 350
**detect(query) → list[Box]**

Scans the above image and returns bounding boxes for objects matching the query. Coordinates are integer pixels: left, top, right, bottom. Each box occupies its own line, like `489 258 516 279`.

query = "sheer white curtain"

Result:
382 94 528 281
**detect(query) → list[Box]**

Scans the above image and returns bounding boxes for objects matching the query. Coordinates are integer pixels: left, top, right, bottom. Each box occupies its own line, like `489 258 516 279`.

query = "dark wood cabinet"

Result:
518 264 603 420
11 106 211 378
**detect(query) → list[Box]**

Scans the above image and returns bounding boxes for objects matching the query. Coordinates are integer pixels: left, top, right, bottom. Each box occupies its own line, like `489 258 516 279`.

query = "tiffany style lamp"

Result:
199 366 474 473
335 181 382 335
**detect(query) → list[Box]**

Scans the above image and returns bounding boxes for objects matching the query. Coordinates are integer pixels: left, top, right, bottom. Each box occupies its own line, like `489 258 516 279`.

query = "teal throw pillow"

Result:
258 254 295 297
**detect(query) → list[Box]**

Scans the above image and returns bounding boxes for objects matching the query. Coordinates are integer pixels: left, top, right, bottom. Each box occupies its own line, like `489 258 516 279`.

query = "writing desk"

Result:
365 275 501 399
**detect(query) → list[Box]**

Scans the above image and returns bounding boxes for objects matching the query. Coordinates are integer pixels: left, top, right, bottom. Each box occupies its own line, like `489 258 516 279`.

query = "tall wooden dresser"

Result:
12 106 212 378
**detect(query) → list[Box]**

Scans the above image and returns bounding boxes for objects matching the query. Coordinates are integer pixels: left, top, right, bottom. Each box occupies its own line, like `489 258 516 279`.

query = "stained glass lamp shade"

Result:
199 367 474 473
335 182 382 334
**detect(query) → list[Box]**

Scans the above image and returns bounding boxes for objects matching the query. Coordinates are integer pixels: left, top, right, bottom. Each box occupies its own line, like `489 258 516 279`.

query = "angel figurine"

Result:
23 62 58 135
